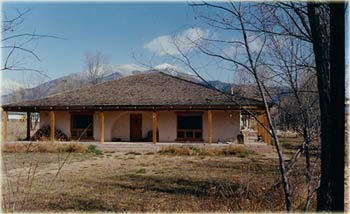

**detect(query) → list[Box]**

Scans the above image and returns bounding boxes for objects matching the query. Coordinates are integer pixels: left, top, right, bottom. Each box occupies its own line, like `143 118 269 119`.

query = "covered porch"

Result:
2 105 271 144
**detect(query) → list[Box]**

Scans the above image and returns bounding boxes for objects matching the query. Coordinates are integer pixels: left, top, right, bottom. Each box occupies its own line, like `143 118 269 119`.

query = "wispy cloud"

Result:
222 36 264 58
144 28 208 56
249 37 264 53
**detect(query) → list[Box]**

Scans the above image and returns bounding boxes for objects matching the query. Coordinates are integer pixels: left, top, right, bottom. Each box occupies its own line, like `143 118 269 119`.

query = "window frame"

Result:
176 112 203 142
70 112 94 140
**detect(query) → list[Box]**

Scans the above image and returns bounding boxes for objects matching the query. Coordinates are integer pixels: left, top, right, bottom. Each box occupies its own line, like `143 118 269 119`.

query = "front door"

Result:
130 114 142 142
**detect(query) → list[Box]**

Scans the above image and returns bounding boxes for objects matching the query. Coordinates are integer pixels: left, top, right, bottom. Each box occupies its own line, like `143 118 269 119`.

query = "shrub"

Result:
2 143 29 153
87 145 103 155
37 143 60 153
66 143 88 153
158 145 256 157
3 142 90 153
221 146 256 157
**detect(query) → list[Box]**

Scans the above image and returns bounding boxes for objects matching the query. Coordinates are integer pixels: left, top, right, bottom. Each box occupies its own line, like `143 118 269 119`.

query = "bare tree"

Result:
2 8 61 76
84 51 111 85
240 3 345 210
265 34 320 211
147 1 331 211
161 2 293 210
184 1 344 211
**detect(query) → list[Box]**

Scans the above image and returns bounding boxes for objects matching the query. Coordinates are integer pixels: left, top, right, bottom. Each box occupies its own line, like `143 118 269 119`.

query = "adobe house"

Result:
2 72 270 144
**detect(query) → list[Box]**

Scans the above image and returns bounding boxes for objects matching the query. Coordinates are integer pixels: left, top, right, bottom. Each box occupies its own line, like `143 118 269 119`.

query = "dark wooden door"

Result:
130 114 142 142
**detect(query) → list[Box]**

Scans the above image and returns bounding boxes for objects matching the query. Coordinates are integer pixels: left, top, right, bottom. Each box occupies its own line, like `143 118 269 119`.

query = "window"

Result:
177 113 203 141
71 114 93 139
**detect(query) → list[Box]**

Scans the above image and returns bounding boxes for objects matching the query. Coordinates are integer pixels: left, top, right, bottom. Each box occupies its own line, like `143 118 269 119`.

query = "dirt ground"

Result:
2 120 318 212
2 138 318 212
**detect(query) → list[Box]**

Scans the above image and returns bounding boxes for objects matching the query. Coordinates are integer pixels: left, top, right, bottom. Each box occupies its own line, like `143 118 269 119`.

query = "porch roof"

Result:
2 72 266 111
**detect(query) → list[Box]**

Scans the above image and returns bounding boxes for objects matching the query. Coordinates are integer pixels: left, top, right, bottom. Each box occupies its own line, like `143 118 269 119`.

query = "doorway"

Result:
130 113 142 141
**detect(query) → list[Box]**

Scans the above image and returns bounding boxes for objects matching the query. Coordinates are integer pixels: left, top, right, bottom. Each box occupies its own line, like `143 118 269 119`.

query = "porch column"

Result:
50 111 55 142
208 110 212 144
258 113 270 144
152 111 157 144
3 111 8 142
262 114 271 144
26 112 31 141
257 114 262 139
100 111 104 144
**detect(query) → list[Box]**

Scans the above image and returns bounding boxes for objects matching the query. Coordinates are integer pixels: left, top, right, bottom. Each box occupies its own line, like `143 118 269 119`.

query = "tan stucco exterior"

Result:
40 110 240 143
40 111 70 135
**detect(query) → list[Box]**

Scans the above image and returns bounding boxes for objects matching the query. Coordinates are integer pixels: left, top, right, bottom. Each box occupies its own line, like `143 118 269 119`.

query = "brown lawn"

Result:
1 137 319 212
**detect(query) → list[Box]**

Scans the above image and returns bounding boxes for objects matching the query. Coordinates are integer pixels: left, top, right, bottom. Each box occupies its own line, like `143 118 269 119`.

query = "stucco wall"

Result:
157 111 177 142
39 110 240 142
106 111 153 141
39 111 49 127
211 110 240 142
39 111 71 137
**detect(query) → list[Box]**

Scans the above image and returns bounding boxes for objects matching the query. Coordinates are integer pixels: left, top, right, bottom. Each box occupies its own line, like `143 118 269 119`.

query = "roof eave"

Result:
2 104 264 112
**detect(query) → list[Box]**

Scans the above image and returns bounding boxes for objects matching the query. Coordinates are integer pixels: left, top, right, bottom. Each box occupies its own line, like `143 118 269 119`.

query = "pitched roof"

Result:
3 72 264 111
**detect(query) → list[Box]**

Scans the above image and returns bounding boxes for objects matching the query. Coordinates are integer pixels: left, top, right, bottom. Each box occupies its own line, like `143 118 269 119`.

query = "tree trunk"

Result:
308 2 345 211
307 3 332 210
329 3 345 211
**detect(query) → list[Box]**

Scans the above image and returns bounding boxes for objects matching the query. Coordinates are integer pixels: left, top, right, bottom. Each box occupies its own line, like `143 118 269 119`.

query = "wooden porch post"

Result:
3 111 8 142
263 114 271 144
258 113 270 144
152 111 157 144
100 111 104 144
208 110 212 144
50 111 55 142
26 112 31 141
257 114 262 139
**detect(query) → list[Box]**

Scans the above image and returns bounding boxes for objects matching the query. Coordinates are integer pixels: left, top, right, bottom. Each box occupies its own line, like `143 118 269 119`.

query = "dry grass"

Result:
2 139 318 212
158 145 256 157
279 136 320 156
2 142 93 154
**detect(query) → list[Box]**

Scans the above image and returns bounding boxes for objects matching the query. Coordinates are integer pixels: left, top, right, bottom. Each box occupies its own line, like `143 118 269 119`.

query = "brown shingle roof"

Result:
3 72 264 111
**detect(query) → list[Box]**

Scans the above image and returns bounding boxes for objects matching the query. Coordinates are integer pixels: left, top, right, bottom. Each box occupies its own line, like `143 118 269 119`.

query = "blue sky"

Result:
2 2 349 98
2 2 238 89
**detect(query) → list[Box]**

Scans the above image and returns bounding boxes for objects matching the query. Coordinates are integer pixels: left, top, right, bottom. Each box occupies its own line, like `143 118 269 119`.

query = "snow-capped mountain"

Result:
1 63 204 104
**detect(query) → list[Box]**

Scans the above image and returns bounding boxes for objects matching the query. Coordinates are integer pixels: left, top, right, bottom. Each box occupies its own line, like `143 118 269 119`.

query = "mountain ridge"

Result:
2 63 233 104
